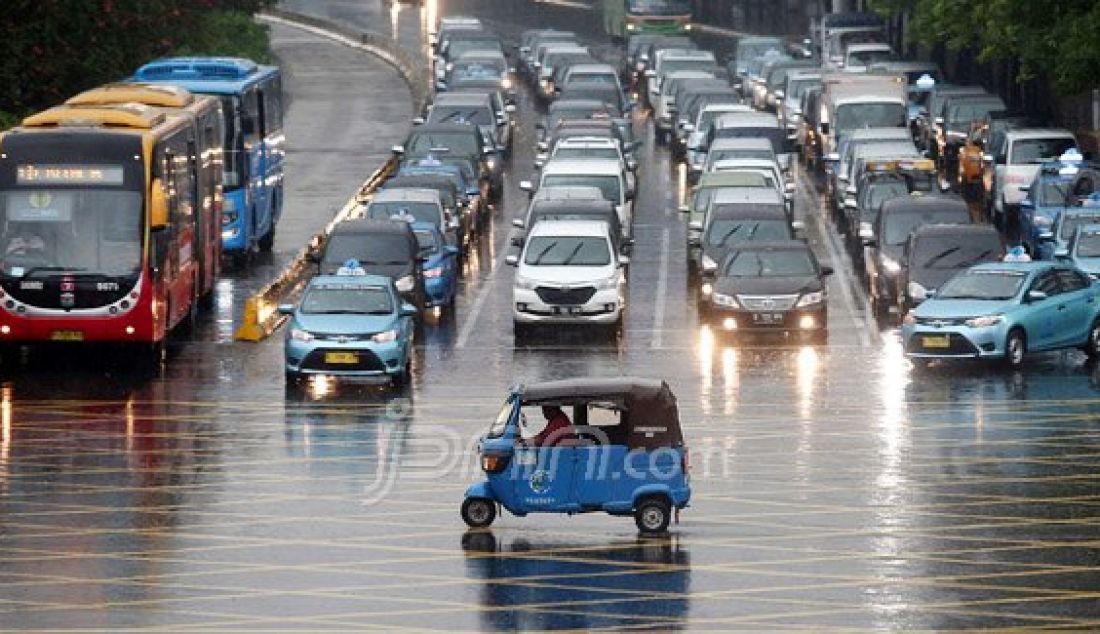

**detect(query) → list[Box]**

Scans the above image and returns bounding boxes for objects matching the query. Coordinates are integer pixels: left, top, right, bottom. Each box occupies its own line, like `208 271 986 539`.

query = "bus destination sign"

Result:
16 164 125 186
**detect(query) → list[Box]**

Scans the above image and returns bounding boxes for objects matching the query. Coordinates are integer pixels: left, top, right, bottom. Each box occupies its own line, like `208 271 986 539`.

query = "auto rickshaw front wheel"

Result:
634 496 672 534
461 497 497 528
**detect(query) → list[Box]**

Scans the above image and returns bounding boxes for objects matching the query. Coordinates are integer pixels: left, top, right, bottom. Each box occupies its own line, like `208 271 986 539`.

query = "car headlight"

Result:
701 253 717 272
880 256 900 274
711 292 739 308
515 274 538 290
795 290 826 307
290 328 314 342
907 281 928 300
964 314 1004 328
424 266 444 279
595 274 620 290
395 275 415 292
371 328 399 343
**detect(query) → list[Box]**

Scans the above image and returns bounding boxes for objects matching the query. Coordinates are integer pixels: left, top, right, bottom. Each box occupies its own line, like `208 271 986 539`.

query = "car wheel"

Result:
392 359 411 387
634 496 671 535
461 497 496 528
1004 328 1027 368
1083 320 1100 358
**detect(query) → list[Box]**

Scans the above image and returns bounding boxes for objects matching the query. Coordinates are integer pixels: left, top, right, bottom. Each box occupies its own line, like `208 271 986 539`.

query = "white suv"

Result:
506 220 626 333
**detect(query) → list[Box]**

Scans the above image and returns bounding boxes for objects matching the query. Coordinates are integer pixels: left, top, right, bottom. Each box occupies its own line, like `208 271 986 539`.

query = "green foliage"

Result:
869 0 1100 95
0 0 277 125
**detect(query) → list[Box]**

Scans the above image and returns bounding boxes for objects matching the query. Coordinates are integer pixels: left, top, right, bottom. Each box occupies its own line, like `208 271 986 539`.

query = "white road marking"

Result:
651 227 671 349
456 247 507 349
796 169 877 348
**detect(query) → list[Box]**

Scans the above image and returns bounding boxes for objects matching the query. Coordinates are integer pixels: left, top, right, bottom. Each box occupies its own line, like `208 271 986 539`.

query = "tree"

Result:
869 0 1100 95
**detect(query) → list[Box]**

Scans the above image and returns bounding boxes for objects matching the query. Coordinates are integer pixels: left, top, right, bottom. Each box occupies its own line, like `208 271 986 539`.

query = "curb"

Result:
235 10 424 342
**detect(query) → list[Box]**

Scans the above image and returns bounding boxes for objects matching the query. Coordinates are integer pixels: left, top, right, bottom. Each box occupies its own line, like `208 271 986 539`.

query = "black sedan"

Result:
707 241 833 341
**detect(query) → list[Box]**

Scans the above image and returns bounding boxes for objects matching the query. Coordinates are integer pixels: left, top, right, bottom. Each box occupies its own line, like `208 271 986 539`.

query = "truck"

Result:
818 73 909 165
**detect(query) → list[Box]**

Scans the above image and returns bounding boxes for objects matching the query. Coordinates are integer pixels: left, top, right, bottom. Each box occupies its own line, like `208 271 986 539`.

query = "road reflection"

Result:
462 531 691 630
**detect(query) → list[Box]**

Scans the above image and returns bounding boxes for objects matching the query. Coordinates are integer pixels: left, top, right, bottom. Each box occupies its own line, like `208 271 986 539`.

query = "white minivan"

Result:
522 158 634 236
506 219 627 334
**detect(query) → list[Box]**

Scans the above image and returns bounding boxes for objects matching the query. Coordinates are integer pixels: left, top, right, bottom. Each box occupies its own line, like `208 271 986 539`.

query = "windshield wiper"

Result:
531 240 558 265
18 266 89 278
559 242 586 266
954 249 996 269
923 246 961 268
716 223 744 246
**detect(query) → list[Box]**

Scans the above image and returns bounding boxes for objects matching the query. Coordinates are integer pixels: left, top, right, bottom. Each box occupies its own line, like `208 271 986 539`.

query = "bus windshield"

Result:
0 189 142 278
627 0 692 16
835 103 907 134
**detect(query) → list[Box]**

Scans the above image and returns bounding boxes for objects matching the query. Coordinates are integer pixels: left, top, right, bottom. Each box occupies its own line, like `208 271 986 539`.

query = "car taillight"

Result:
482 454 510 473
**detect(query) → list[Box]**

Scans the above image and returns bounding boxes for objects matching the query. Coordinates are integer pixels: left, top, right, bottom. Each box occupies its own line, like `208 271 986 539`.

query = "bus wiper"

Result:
20 266 88 278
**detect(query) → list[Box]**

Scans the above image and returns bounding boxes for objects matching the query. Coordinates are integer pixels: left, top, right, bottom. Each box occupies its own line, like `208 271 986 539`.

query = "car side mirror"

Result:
775 90 785 100
519 180 533 192
505 254 519 266
824 152 840 163
400 303 418 317
821 266 834 276
534 159 544 169
392 144 405 155
864 238 877 248
510 235 524 247
791 220 805 233
277 303 295 316
645 69 656 78
412 116 425 125
626 158 638 172
1026 290 1048 303
688 220 703 231
679 204 690 214
1054 248 1069 259
512 218 525 229
618 255 630 267
844 197 857 209
935 117 944 125
505 104 517 113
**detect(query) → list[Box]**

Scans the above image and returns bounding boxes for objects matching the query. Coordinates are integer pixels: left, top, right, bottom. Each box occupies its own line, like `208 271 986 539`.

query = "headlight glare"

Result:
795 290 826 307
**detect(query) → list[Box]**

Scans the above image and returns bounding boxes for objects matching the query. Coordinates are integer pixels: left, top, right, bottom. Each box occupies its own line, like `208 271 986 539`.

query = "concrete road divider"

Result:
235 9 423 342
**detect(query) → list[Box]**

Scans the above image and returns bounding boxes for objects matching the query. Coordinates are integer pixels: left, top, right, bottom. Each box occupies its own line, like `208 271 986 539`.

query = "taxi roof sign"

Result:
915 74 936 90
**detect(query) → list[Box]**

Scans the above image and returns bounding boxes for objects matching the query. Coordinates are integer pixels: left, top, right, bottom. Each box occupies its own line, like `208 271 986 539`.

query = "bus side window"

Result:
263 76 283 135
241 89 261 147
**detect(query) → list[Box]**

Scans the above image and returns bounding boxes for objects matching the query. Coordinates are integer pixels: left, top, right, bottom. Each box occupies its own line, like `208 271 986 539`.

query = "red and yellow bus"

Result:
0 98 223 361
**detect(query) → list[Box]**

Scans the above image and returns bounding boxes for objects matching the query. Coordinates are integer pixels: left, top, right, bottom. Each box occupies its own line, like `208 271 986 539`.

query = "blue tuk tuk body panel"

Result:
462 378 691 534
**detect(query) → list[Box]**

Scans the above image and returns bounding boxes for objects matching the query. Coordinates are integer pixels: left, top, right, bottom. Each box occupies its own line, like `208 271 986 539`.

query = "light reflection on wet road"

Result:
0 0 1099 629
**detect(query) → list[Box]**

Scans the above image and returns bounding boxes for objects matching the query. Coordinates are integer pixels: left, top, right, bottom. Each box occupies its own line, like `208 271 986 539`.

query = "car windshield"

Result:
300 286 394 315
723 249 816 277
570 72 617 84
1034 178 1072 207
627 0 692 15
1010 138 1077 165
554 146 620 161
716 127 790 155
1075 233 1100 258
884 210 970 246
937 270 1026 300
366 202 441 225
706 219 790 247
429 107 494 126
1060 214 1100 241
449 40 503 59
324 234 410 267
835 103 907 134
849 49 897 66
660 60 715 75
947 102 1002 125
550 107 605 123
788 78 818 102
414 230 440 253
407 132 479 156
0 189 142 278
524 236 611 266
867 181 910 212
542 175 621 202
913 237 1002 270
709 149 776 166
738 42 783 64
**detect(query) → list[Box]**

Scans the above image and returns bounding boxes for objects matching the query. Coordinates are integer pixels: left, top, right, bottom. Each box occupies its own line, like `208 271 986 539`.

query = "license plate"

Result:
922 335 951 349
324 351 358 364
50 330 83 341
751 312 783 325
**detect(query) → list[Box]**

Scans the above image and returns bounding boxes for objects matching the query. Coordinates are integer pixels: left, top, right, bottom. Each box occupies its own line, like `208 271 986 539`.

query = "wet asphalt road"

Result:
1 0 1100 629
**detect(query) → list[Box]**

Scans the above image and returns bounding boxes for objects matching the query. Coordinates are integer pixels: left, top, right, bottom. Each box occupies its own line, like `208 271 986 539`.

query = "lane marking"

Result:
796 169 876 348
651 227 671 349
455 241 508 349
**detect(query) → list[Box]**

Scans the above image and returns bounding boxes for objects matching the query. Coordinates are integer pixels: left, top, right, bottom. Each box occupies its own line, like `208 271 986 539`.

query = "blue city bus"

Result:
132 57 284 262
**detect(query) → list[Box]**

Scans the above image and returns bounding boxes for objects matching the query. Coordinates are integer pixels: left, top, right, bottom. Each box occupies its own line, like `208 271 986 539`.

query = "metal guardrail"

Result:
235 10 426 342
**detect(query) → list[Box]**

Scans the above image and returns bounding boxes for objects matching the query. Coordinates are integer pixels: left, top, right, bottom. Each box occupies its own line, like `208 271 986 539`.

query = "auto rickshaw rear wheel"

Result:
634 496 671 535
461 497 496 528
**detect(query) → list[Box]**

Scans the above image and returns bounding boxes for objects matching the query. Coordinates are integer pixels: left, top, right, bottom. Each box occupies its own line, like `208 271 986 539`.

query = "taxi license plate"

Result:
922 335 951 349
50 330 83 342
324 351 358 364
752 312 783 325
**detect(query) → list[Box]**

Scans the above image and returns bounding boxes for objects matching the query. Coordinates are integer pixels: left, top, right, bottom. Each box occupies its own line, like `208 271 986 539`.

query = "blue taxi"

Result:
411 222 459 308
1019 150 1094 259
280 272 417 384
902 262 1100 368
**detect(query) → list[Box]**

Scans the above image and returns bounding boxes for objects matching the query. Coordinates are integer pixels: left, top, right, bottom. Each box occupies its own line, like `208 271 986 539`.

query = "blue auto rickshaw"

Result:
461 377 691 534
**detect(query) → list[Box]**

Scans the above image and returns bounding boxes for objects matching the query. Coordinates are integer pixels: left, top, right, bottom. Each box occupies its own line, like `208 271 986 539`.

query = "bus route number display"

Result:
16 164 125 186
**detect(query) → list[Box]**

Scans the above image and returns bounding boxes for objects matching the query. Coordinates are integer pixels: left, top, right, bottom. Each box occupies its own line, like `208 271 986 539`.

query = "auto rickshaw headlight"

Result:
481 454 510 473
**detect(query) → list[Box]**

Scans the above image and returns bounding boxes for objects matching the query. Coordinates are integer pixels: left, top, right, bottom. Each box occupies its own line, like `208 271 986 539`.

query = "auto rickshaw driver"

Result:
532 405 576 446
